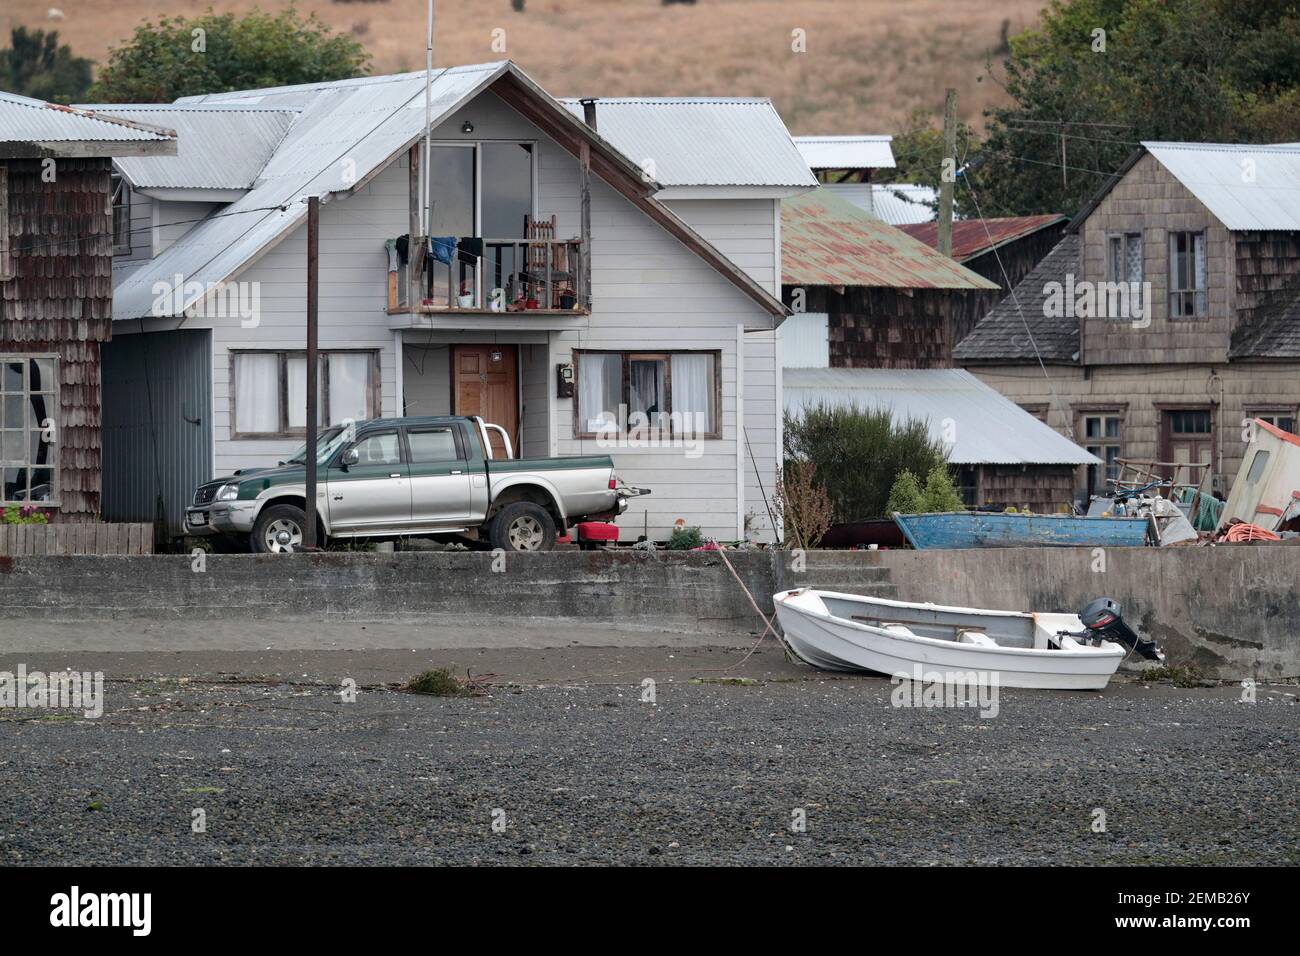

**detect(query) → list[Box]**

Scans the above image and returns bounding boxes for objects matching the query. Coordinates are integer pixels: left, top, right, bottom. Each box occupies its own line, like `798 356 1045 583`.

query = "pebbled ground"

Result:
1 645 1294 866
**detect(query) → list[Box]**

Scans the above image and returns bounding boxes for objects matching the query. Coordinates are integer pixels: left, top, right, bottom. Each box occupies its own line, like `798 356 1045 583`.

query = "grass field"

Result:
11 0 1043 132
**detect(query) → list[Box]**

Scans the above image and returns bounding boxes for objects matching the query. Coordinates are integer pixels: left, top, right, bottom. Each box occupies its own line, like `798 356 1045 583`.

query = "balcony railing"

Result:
388 237 587 315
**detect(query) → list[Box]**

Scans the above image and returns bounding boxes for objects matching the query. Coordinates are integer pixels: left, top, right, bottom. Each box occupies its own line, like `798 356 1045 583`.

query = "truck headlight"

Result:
216 482 240 501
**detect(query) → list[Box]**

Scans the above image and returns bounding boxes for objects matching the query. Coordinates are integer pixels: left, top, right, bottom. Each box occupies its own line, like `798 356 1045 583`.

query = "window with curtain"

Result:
1 356 57 504
232 350 377 438
574 350 719 439
1169 231 1207 319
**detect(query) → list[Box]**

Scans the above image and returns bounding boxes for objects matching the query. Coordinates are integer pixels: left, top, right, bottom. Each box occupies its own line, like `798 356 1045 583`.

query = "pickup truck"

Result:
186 416 646 553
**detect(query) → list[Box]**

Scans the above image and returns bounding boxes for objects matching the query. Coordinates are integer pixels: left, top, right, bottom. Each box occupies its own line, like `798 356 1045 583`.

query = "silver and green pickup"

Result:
185 416 647 553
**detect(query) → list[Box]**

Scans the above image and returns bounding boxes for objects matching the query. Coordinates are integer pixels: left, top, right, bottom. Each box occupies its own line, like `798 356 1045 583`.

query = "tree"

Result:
783 405 949 522
974 0 1300 217
89 7 370 103
0 28 93 104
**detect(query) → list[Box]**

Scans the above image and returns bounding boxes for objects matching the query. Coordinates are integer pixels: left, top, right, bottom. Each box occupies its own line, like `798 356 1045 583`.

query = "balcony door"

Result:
424 141 534 308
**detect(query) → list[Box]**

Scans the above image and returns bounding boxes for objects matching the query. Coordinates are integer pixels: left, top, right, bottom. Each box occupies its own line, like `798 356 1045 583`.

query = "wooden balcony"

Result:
387 237 587 316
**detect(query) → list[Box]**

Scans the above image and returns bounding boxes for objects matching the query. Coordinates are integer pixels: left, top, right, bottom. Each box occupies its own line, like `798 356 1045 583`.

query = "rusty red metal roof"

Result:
781 188 999 290
897 214 1068 262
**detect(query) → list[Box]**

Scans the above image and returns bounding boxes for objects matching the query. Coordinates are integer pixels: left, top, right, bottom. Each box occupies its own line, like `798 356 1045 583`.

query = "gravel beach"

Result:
1 644 1294 866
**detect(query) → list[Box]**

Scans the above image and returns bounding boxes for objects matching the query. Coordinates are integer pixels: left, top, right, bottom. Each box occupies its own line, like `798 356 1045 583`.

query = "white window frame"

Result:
572 349 722 440
1 353 59 506
230 349 380 440
111 173 131 256
0 167 12 281
1168 230 1207 319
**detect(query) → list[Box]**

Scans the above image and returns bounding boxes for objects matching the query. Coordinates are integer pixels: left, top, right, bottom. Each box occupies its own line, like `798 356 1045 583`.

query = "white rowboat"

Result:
773 588 1128 690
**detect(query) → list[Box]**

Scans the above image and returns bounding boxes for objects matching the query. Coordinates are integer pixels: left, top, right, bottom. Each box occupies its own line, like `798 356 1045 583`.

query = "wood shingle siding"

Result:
1 158 113 519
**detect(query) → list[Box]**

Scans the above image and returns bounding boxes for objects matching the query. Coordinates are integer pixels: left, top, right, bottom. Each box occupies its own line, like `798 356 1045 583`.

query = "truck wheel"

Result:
490 502 556 552
252 504 308 554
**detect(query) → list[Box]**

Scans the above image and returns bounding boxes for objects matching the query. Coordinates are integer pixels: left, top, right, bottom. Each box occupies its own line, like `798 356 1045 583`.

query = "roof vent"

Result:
579 97 597 131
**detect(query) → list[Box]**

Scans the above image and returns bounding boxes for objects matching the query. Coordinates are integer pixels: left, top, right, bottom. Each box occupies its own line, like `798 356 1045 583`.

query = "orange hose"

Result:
1223 523 1281 542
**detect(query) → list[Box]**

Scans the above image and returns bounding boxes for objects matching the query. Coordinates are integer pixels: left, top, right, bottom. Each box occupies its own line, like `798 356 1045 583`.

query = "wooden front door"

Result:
1160 408 1214 486
452 345 518 458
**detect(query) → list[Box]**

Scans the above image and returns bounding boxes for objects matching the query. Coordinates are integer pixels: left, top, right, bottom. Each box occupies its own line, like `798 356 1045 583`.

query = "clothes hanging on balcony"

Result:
456 236 484 265
384 238 398 273
394 234 410 266
430 236 456 265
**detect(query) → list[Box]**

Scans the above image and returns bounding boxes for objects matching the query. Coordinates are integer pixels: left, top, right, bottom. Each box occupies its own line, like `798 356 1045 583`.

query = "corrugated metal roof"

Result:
114 63 787 321
114 63 508 319
781 188 998 290
558 98 816 187
900 214 1069 261
826 182 936 225
0 90 175 146
783 367 1099 465
1144 142 1300 231
794 135 895 170
77 104 295 189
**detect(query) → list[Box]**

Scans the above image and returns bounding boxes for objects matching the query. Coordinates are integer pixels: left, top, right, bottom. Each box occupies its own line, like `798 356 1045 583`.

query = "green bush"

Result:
783 404 949 521
887 464 965 515
666 526 704 550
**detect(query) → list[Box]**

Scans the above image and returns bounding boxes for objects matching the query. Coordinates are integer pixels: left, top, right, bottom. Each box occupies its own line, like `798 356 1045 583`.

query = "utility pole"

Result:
304 194 320 551
938 88 957 259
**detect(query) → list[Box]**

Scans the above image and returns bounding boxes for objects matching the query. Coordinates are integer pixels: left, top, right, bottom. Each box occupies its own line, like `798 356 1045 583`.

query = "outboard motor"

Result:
1078 597 1164 661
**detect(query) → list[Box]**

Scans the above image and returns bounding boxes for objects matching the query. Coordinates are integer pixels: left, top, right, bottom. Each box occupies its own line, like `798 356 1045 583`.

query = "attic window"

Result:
111 174 131 256
0 167 11 281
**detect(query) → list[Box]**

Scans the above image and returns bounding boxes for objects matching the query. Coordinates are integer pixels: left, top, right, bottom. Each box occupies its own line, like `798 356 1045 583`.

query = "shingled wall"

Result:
0 157 113 519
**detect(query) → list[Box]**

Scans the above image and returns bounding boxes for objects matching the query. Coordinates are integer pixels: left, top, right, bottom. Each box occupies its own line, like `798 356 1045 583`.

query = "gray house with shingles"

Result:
955 142 1300 501
0 91 174 520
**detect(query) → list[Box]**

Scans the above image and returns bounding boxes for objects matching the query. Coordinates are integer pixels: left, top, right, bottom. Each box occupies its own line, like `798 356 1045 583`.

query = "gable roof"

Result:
783 367 1098 466
108 62 785 320
0 90 176 156
76 104 295 190
952 234 1081 365
1143 142 1300 231
899 214 1068 262
781 188 998 290
1072 143 1300 233
558 98 816 188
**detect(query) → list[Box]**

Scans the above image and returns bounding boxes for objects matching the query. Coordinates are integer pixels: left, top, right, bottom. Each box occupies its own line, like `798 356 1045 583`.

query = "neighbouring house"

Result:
954 142 1300 502
793 134 937 226
779 187 1097 512
899 214 1068 297
0 91 175 520
89 63 816 543
783 368 1098 512
780 188 1002 368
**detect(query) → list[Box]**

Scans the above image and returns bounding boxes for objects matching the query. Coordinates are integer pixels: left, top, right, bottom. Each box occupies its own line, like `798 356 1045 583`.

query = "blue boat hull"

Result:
892 511 1151 549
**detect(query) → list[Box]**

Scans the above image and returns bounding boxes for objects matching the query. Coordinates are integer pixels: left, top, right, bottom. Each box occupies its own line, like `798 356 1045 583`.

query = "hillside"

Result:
10 0 1043 132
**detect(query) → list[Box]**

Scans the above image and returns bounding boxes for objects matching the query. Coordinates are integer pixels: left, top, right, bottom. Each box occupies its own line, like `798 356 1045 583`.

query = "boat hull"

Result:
773 589 1125 690
893 510 1151 549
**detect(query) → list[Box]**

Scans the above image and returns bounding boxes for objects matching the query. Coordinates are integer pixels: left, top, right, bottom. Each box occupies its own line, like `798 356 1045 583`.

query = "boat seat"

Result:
879 623 919 639
958 629 998 647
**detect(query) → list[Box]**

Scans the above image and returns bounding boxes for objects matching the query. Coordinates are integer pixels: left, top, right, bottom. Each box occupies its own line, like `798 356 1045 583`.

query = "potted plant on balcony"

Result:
456 281 476 309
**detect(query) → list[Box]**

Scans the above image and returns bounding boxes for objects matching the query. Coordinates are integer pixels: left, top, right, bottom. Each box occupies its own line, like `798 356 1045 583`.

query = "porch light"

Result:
461 120 474 134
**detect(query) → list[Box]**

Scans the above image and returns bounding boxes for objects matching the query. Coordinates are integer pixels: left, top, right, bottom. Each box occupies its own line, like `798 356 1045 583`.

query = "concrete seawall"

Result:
1 546 1295 679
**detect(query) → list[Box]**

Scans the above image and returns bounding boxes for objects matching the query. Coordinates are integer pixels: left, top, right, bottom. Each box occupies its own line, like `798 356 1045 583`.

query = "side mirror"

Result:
340 448 360 468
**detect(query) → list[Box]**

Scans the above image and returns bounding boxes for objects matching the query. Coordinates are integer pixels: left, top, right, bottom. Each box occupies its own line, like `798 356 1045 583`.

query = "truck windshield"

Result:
285 426 349 466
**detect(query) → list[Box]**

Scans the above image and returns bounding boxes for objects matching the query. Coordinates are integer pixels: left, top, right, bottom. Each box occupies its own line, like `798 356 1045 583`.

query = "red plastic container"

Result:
575 521 619 548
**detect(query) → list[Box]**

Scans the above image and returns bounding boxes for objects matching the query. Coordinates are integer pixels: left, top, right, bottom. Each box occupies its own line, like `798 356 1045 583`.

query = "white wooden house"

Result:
91 62 815 543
